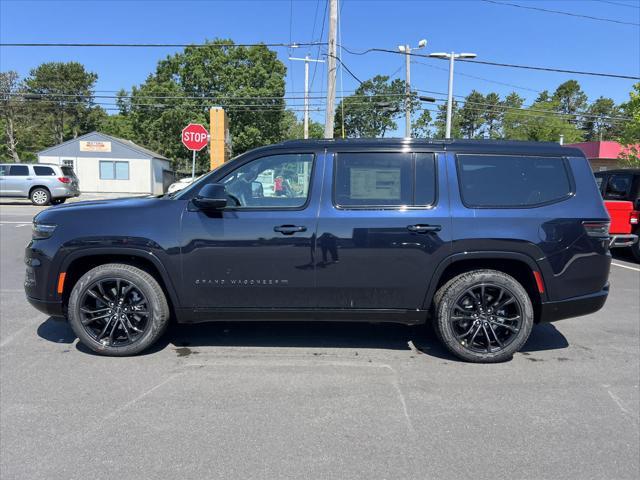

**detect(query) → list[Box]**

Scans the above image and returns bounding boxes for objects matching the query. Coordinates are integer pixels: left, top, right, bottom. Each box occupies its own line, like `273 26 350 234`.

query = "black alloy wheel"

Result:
434 269 534 363
79 278 150 347
449 283 523 354
68 263 170 356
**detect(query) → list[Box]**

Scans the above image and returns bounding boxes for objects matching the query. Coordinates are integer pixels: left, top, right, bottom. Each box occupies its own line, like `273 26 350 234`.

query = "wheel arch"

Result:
29 185 51 196
423 251 546 322
59 248 180 314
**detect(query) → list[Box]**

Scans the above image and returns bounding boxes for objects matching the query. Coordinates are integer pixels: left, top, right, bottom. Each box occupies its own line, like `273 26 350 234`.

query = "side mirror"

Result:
193 183 227 211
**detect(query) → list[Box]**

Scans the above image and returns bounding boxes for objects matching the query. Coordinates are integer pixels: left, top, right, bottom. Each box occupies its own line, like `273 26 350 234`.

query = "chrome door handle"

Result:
407 224 441 233
274 225 307 235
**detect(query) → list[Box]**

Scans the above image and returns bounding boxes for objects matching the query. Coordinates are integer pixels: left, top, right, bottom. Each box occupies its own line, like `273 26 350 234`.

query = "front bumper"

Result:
539 284 609 323
26 295 65 318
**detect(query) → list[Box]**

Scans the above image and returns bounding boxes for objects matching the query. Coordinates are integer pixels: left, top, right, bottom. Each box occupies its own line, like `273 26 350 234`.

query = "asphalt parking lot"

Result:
1 200 638 480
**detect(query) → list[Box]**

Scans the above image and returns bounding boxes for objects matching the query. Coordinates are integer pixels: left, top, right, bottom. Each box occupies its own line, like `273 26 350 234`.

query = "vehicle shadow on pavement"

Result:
36 317 569 361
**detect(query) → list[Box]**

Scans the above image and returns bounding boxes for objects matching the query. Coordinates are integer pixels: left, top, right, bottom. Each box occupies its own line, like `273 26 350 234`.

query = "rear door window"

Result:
8 165 29 176
334 152 436 208
61 166 77 178
603 174 632 201
33 166 56 176
457 154 572 208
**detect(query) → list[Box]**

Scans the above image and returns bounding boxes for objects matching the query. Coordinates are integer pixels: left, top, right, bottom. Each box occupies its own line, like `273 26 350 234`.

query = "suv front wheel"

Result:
68 263 170 356
434 269 534 363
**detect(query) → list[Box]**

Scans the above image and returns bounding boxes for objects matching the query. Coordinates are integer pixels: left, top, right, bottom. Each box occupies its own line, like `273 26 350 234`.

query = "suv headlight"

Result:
32 223 57 240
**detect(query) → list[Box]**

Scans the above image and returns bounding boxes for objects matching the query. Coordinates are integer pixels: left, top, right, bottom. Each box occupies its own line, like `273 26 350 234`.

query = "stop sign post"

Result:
182 123 209 180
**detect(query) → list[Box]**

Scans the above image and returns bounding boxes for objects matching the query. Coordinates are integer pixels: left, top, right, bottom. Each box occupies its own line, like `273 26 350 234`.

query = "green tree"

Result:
334 75 411 138
128 39 287 170
0 71 22 161
412 109 432 138
280 109 323 139
23 62 98 144
617 82 640 167
500 91 525 139
434 100 461 138
552 80 588 120
583 97 622 141
459 90 485 138
505 99 583 143
482 92 501 139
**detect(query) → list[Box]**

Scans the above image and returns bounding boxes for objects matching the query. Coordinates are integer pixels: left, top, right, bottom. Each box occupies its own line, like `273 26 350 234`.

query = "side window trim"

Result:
332 151 439 210
455 153 575 209
220 152 317 212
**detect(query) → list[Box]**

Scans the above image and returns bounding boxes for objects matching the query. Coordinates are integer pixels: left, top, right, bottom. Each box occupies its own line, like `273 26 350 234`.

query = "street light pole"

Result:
403 44 411 137
289 55 325 139
446 52 455 139
428 51 477 139
398 39 427 138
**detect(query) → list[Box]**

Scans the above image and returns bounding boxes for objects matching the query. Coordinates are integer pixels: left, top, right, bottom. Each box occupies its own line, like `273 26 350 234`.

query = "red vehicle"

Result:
594 169 640 261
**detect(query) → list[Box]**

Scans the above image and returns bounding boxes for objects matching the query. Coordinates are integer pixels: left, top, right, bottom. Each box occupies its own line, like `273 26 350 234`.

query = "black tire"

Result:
433 269 534 363
68 263 170 356
30 187 51 206
51 198 66 205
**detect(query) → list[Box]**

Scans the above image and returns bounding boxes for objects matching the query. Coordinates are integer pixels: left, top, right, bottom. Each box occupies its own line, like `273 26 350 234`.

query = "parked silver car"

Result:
0 163 80 205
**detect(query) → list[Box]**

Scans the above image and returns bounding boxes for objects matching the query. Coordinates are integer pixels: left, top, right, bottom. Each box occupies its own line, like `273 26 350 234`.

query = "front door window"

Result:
221 153 314 208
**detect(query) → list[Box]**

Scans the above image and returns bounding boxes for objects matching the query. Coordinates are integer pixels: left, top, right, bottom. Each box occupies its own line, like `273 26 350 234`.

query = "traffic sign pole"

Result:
191 149 196 181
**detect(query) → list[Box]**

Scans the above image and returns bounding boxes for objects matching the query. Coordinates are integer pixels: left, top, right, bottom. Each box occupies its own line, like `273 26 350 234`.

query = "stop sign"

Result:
181 123 209 151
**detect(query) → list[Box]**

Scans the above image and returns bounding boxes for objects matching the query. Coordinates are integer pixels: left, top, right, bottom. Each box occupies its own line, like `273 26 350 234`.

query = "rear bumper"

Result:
26 295 65 318
539 284 609 323
609 234 638 248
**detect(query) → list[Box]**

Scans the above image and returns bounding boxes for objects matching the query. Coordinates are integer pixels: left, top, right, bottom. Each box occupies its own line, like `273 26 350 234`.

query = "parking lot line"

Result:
611 262 640 272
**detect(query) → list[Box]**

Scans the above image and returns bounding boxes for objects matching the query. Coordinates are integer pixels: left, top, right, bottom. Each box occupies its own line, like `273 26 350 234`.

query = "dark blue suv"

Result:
25 139 611 362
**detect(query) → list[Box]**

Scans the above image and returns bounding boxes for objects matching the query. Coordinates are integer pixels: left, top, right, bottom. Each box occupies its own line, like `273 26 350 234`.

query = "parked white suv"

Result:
0 163 80 205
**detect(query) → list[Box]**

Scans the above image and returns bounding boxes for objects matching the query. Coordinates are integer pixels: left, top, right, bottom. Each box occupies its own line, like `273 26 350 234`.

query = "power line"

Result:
0 42 327 48
309 0 329 94
593 0 640 9
480 0 640 26
593 0 640 8
413 60 542 94
340 46 640 80
2 39 636 80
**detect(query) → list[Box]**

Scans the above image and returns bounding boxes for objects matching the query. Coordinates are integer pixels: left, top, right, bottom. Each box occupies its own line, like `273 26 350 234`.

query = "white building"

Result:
37 132 173 195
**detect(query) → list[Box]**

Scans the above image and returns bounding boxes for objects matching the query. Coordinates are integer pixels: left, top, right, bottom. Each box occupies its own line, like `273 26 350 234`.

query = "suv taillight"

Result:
582 221 610 237
630 211 639 225
58 177 71 184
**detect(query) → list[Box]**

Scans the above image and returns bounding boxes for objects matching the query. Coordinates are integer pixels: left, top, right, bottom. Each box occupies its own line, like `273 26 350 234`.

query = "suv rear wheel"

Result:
30 187 50 206
68 263 170 356
434 269 534 363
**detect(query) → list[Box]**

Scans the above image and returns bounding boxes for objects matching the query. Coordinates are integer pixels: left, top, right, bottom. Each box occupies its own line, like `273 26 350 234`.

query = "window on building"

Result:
334 152 436 208
8 165 29 176
99 161 129 180
33 166 56 176
457 154 572 208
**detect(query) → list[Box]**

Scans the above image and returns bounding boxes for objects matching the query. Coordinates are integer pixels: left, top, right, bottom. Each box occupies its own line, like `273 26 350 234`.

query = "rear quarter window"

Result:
33 166 56 176
457 154 573 208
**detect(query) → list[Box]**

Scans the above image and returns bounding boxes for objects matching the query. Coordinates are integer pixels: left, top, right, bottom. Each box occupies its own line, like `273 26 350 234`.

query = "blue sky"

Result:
1 0 639 131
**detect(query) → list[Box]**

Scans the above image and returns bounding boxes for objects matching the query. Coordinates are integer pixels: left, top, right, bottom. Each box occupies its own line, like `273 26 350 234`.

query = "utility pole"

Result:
428 51 477 139
398 39 427 138
324 0 338 138
289 54 325 139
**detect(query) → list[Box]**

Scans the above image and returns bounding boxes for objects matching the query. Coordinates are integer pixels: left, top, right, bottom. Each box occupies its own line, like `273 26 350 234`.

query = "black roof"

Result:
266 138 584 157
